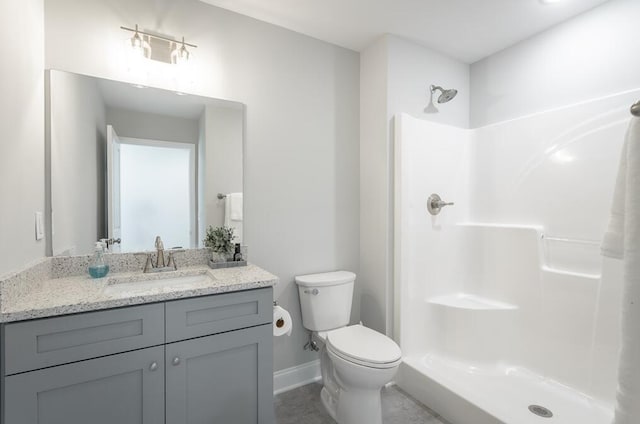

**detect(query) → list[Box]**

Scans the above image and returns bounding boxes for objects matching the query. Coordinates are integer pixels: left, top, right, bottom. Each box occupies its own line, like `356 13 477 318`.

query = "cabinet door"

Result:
166 324 273 424
4 346 164 424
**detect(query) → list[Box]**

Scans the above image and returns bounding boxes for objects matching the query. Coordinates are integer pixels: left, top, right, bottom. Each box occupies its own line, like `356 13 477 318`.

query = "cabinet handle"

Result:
172 357 181 366
149 362 158 371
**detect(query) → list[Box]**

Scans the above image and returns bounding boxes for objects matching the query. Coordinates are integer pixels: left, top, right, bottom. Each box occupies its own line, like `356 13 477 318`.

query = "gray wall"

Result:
359 34 470 337
203 105 244 231
471 0 640 127
50 71 107 256
43 0 360 372
0 0 45 275
198 114 207 245
359 36 388 335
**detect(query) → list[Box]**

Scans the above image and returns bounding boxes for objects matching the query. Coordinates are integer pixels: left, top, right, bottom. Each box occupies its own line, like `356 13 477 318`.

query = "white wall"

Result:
44 0 360 372
106 108 200 144
360 34 469 336
0 0 45 275
471 0 640 127
50 71 107 256
387 36 470 129
203 105 244 233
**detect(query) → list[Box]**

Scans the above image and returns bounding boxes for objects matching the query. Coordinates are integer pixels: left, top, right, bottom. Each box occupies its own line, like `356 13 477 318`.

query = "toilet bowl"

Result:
324 325 401 424
295 271 402 424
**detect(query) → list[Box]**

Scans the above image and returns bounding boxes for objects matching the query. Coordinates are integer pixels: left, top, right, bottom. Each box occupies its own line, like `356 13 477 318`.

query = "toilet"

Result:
295 271 402 424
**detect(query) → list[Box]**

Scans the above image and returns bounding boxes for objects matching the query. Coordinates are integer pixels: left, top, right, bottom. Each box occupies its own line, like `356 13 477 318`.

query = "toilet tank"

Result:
295 271 355 332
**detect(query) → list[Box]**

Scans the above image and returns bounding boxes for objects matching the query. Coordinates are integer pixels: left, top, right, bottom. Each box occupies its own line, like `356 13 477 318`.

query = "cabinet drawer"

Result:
4 303 164 375
166 287 272 342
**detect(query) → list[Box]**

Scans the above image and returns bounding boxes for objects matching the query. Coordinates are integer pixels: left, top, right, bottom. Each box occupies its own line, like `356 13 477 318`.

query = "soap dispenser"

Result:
233 243 243 261
88 241 110 278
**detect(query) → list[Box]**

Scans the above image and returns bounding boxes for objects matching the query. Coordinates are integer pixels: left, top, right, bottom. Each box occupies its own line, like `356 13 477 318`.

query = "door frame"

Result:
111 135 197 249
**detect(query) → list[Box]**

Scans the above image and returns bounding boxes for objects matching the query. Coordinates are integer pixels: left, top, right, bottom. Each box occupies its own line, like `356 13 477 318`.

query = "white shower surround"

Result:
394 89 640 424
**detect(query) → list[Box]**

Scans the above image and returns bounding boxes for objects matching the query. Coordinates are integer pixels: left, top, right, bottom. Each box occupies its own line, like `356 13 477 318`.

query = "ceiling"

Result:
98 78 241 120
199 0 611 63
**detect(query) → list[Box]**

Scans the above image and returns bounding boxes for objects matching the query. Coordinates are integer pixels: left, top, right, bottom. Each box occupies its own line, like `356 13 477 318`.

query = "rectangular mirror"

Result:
47 70 244 255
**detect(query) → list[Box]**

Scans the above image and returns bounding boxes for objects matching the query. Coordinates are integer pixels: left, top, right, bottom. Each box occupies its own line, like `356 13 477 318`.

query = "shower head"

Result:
430 85 458 104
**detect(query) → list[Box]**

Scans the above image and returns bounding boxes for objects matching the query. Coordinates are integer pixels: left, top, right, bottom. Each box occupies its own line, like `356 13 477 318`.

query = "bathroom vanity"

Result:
0 255 277 424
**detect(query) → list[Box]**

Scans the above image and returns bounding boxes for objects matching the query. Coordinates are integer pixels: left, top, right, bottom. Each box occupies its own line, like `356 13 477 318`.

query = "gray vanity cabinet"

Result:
1 287 274 424
165 324 273 424
4 346 165 424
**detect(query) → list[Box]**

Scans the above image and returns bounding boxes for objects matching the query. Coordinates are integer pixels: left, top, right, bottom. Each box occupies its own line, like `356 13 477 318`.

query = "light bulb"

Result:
132 34 142 48
171 38 191 65
129 25 151 59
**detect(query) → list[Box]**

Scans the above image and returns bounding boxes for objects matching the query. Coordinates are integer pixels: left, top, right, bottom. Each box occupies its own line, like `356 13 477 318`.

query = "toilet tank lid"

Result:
295 271 356 287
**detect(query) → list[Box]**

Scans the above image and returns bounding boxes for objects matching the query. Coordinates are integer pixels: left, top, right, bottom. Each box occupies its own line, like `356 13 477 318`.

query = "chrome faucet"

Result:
137 236 184 273
155 236 165 269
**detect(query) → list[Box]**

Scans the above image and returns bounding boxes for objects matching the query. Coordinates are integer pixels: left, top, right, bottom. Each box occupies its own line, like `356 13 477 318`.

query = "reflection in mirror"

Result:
47 70 244 255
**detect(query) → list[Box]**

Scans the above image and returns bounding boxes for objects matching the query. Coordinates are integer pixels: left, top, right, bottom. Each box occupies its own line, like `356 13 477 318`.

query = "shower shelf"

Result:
541 266 601 280
426 293 517 311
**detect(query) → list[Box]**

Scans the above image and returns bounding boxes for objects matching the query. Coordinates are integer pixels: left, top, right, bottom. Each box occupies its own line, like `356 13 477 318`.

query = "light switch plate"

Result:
35 212 44 241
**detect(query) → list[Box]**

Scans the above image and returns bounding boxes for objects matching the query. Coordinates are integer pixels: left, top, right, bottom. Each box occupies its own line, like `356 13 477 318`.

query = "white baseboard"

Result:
273 359 321 395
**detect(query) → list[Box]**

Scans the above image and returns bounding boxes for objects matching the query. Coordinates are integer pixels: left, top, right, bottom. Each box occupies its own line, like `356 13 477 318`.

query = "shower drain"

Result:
528 405 553 418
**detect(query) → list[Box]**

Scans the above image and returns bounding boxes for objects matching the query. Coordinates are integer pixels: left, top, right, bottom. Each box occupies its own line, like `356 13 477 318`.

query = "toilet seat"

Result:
326 325 402 369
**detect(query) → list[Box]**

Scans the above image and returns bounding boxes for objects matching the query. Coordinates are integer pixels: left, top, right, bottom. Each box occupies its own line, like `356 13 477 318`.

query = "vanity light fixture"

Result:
121 25 197 65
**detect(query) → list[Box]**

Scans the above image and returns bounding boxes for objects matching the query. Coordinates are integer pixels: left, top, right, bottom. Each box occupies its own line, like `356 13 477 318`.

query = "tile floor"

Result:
274 382 449 424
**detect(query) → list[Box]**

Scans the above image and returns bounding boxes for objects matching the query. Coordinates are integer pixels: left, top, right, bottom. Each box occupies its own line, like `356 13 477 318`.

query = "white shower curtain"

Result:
602 117 640 424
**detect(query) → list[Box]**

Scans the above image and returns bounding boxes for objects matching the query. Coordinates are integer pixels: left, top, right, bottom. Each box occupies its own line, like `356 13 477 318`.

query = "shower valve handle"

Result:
434 200 454 208
427 193 454 216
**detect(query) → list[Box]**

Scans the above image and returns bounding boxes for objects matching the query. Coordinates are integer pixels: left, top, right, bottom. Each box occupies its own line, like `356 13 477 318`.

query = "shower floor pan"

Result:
398 354 612 424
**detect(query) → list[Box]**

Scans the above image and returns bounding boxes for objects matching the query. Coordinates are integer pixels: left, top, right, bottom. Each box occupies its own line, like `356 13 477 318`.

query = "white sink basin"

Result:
103 272 214 295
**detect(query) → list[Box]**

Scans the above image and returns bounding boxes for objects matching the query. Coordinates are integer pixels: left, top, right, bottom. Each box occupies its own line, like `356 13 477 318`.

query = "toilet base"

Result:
321 386 338 421
321 384 384 424
320 387 382 424
335 386 383 424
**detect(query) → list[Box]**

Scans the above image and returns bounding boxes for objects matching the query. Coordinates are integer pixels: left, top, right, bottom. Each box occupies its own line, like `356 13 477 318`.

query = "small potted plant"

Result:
203 226 235 263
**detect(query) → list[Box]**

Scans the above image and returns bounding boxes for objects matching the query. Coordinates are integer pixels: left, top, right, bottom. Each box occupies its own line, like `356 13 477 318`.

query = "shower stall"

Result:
393 89 639 423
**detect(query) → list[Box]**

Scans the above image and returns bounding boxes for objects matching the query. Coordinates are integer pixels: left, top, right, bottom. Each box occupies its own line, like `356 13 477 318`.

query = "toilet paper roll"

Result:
273 305 293 336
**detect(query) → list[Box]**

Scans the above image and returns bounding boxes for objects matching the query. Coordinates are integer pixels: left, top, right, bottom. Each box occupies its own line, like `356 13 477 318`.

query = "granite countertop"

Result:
0 263 278 323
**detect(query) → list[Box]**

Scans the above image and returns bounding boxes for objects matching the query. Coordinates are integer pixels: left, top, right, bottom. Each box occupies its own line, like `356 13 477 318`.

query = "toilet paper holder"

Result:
273 301 287 329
